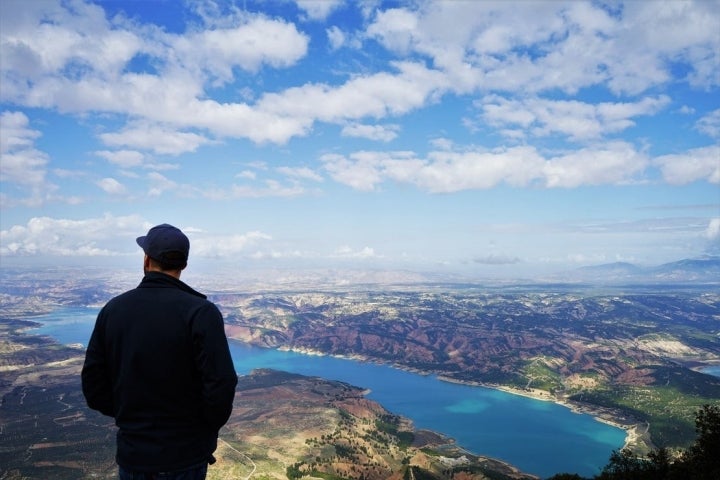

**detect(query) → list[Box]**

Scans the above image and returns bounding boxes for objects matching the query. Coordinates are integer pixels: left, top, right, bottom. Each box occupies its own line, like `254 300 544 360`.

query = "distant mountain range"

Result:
570 255 720 284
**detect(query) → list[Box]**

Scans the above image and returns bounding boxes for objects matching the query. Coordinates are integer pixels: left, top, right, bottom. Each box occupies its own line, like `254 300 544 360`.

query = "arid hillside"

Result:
220 287 720 449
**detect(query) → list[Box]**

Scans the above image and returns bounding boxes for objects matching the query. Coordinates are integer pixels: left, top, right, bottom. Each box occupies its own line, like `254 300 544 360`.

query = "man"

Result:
82 223 238 480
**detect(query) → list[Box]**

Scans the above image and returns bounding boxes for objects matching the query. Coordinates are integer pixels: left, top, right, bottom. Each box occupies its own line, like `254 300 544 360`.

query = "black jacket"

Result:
81 272 238 472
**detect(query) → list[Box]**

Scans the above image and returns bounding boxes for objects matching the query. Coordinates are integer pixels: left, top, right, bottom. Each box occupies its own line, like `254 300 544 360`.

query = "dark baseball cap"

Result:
136 223 189 268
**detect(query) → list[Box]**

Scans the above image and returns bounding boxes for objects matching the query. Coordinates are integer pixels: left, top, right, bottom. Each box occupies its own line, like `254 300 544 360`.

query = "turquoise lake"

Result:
29 306 627 479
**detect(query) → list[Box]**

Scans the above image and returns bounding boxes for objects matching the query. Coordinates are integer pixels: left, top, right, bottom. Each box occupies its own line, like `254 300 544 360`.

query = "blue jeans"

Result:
118 463 207 480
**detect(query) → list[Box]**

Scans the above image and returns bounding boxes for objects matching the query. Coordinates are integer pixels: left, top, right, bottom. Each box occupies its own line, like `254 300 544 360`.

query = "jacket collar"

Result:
138 271 207 299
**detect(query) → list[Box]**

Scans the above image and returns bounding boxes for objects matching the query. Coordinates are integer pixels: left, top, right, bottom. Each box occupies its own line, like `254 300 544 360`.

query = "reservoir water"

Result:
30 306 626 479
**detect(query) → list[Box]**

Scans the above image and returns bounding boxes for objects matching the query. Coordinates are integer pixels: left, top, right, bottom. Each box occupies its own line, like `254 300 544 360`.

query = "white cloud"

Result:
249 249 304 260
296 0 344 21
99 122 211 155
326 26 346 50
479 95 671 141
171 16 309 82
364 1 719 95
276 166 323 182
0 0 717 155
542 142 650 188
0 3 309 92
624 1 720 90
146 172 179 197
706 218 720 241
678 105 695 115
97 177 127 195
320 152 390 191
326 24 362 50
3 1 718 276
366 7 419 54
430 137 454 150
236 170 257 180
413 147 546 191
654 145 720 185
0 214 147 256
256 61 448 125
0 3 313 144
0 1 439 146
341 123 400 141
0 110 57 206
203 181 307 199
565 252 613 265
95 149 145 168
333 245 380 259
191 231 273 258
0 111 47 186
0 0 143 83
0 111 39 149
53 168 89 180
696 109 720 139
0 213 278 260
321 141 653 192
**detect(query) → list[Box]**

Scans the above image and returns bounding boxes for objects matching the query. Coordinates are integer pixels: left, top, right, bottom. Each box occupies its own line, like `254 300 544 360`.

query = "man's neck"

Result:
145 268 182 280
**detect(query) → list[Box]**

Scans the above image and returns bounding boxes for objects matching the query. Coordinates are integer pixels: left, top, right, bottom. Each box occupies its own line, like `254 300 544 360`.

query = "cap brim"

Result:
136 236 147 249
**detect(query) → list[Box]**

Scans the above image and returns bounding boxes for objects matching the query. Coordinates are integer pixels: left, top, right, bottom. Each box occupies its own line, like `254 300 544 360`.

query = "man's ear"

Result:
143 254 151 270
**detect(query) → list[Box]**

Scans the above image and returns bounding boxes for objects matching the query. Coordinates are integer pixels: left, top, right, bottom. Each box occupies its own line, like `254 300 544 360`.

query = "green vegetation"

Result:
286 462 304 479
307 471 348 480
396 430 415 449
522 357 564 392
571 365 720 448
403 466 443 479
374 415 415 448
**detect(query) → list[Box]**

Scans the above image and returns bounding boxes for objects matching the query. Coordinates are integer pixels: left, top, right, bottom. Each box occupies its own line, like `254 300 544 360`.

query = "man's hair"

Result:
150 251 187 271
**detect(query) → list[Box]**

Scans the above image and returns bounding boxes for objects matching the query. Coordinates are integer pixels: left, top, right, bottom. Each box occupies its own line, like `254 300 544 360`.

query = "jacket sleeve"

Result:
192 302 238 431
81 308 115 417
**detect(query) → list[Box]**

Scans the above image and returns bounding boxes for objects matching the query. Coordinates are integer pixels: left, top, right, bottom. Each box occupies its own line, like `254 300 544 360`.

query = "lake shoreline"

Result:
436 376 647 452
21 316 636 478
279 344 645 452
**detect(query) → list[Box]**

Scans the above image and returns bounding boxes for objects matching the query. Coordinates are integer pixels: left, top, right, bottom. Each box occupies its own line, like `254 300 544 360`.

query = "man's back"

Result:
82 271 238 473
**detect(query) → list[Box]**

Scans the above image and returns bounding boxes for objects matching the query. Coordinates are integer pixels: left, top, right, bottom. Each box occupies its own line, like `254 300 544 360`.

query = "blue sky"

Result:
1 0 718 279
